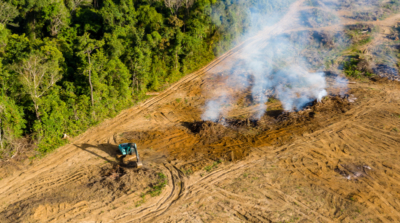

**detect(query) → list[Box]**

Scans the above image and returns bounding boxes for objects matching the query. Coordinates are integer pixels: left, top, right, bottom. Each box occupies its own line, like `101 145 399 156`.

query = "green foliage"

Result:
268 97 278 103
343 58 373 79
0 24 10 55
148 172 168 197
205 160 222 172
34 87 71 153
0 0 18 25
343 58 363 78
182 168 193 175
358 36 373 45
0 0 296 156
135 193 146 207
345 27 375 50
0 95 26 158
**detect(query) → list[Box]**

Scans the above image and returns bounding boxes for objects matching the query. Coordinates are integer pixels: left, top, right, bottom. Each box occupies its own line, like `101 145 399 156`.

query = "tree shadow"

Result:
75 143 145 168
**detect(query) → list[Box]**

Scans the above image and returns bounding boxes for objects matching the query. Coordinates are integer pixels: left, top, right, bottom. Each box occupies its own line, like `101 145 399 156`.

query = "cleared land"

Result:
2 0 400 222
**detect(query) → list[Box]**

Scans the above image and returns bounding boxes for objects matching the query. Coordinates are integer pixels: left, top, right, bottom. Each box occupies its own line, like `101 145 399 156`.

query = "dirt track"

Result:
2 0 400 222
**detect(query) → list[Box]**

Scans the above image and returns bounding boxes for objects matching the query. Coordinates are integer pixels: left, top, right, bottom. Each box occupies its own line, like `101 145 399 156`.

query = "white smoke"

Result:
274 67 328 112
202 94 229 122
333 75 349 97
202 0 349 121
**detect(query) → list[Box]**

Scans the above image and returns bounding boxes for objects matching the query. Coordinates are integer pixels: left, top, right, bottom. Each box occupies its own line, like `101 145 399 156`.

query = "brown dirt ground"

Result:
2 0 400 222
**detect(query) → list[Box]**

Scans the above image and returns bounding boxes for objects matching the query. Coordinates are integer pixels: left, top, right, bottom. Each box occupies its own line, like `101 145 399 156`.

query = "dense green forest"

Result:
0 0 294 157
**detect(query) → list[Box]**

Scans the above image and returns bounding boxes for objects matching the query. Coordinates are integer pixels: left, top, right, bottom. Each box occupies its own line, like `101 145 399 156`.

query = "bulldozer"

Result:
117 143 143 168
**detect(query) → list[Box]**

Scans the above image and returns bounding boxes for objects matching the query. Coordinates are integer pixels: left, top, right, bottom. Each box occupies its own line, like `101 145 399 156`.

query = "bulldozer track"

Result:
2 0 400 222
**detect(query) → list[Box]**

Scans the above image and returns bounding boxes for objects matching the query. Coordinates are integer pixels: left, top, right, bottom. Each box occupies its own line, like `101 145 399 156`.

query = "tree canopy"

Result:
0 0 294 157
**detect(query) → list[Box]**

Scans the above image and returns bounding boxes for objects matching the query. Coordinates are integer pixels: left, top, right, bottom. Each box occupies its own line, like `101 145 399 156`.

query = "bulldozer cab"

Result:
118 143 142 168
118 143 137 156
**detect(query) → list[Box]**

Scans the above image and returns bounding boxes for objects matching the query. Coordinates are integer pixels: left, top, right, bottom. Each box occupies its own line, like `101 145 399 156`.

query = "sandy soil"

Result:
2 0 400 222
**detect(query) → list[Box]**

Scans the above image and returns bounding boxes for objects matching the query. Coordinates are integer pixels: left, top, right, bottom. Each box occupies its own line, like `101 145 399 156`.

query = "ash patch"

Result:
373 64 400 81
335 163 372 180
183 121 239 145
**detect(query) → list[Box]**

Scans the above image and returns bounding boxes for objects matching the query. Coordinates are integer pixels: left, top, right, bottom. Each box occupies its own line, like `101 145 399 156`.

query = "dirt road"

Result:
2 0 400 222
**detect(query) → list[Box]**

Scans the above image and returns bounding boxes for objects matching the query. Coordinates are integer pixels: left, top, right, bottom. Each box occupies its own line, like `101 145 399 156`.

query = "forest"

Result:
0 0 294 157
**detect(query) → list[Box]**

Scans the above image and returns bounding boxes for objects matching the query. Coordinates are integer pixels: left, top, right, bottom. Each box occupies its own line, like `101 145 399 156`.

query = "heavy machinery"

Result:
117 143 143 168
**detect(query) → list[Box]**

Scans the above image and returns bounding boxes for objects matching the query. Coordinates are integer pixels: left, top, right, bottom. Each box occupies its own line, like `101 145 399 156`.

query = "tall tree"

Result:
42 3 70 36
12 53 62 122
164 0 184 15
0 24 9 56
0 0 297 154
77 33 105 107
0 96 25 157
0 0 18 25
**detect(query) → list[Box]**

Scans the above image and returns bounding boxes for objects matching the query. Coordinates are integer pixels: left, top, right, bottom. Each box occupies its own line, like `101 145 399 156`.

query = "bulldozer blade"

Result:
122 154 137 166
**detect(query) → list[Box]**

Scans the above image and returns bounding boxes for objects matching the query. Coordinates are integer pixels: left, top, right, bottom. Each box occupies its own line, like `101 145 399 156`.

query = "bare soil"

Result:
2 0 400 222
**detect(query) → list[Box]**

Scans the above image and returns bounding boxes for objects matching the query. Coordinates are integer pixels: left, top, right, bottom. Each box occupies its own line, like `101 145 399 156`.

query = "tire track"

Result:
3 0 400 222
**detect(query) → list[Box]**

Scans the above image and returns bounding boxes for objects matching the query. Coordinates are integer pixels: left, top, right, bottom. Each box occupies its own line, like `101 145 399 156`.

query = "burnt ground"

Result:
2 0 400 222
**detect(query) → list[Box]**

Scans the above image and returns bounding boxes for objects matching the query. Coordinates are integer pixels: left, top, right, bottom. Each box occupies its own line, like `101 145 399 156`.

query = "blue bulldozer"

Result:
117 143 143 168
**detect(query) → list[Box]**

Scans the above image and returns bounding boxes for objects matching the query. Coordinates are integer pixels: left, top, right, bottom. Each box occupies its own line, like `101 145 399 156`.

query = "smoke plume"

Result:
202 1 350 121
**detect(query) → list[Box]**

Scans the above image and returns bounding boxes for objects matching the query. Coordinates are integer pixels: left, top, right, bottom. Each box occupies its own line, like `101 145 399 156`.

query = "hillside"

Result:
2 0 400 222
